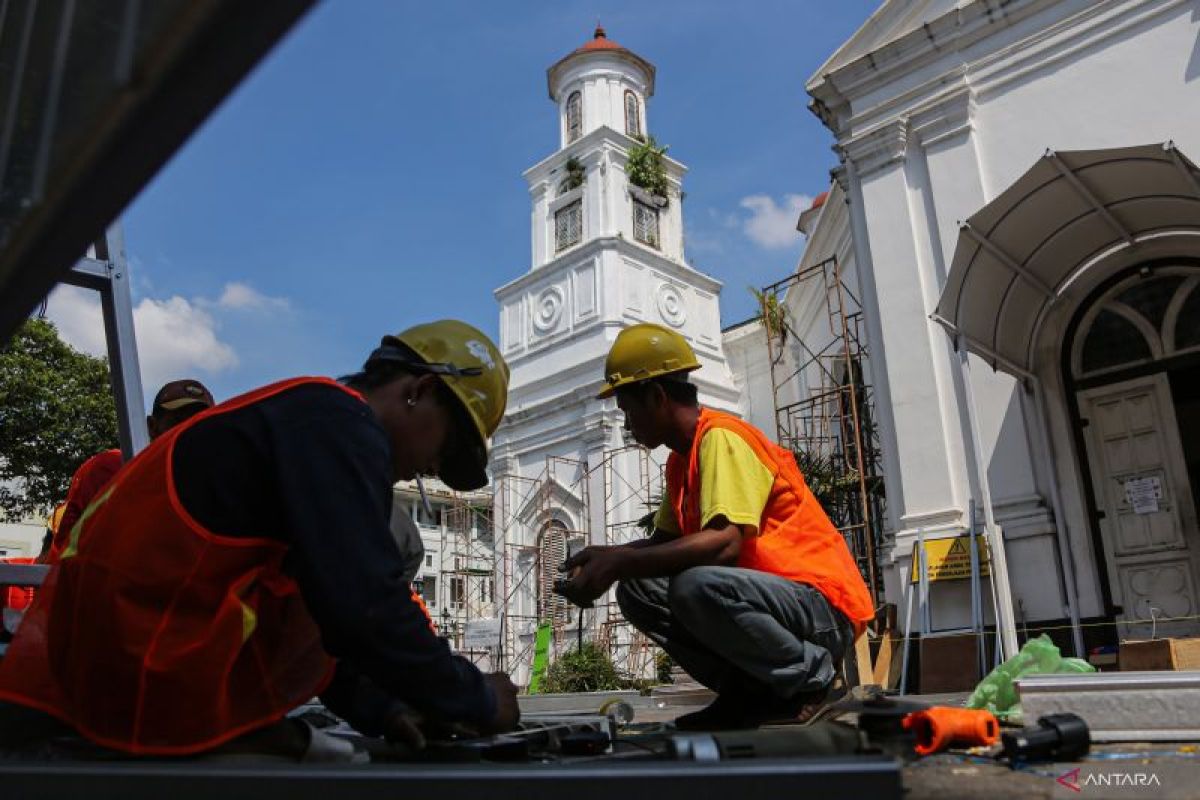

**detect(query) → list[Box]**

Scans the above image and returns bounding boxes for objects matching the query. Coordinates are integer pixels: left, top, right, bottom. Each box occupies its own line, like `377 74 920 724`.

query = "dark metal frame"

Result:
0 756 903 799
0 0 317 344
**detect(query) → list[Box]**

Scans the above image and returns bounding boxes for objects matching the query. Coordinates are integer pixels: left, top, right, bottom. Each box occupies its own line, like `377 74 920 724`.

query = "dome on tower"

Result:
547 25 656 99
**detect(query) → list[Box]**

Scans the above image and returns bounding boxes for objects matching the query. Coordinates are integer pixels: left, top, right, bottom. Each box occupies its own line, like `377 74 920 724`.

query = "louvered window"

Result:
624 90 641 137
538 523 570 623
633 200 659 249
566 91 582 143
555 200 582 252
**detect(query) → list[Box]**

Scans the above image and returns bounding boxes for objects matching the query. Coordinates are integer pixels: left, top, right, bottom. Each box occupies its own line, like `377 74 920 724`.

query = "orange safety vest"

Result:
0 378 353 755
666 408 875 632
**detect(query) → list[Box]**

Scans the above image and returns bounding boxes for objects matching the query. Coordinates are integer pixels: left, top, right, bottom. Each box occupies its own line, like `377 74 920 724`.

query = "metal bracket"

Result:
59 225 148 458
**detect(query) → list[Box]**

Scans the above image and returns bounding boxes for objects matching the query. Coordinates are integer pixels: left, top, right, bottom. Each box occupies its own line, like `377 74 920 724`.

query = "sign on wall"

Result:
910 535 990 584
463 618 502 649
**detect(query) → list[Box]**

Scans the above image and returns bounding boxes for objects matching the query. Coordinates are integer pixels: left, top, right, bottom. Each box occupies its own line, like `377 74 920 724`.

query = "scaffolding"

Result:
480 444 665 688
439 495 499 668
759 256 886 605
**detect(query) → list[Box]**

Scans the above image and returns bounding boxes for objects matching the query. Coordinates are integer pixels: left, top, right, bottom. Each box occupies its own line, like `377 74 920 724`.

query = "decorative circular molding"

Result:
656 283 687 328
533 286 566 333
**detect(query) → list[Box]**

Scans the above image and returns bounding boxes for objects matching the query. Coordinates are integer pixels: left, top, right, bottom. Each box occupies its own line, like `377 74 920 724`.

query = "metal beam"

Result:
959 223 1054 298
62 257 113 291
1047 151 1135 247
57 228 149 457
95 225 148 457
929 313 1035 380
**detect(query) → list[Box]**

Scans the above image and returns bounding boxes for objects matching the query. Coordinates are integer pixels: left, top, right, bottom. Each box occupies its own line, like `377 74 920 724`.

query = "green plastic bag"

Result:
965 634 1094 721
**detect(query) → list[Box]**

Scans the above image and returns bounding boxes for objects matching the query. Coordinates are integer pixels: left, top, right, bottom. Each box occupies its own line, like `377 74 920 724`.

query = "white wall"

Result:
805 0 1200 627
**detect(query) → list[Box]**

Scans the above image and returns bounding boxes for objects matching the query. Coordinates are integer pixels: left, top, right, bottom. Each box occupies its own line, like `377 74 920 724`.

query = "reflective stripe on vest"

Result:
666 408 875 632
0 377 353 755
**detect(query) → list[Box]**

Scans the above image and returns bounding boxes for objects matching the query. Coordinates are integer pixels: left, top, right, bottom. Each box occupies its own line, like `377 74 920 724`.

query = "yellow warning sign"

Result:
910 535 990 584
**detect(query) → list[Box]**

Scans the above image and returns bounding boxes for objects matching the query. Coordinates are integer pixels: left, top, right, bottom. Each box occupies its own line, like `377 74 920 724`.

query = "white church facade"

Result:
788 0 1200 657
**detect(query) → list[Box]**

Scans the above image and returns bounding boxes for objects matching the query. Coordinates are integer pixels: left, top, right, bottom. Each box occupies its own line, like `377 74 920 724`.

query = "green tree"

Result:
0 319 119 520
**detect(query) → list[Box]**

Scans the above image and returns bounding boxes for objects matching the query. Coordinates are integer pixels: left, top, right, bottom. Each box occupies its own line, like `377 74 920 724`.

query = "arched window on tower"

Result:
624 90 641 138
566 91 582 143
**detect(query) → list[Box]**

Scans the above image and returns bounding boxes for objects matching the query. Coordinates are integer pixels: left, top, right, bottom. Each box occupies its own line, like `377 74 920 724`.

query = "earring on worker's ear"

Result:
407 397 417 407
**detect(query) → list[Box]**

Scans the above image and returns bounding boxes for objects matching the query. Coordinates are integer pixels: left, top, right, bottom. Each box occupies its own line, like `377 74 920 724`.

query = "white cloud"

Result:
133 296 238 388
45 285 238 392
739 194 813 250
214 282 291 312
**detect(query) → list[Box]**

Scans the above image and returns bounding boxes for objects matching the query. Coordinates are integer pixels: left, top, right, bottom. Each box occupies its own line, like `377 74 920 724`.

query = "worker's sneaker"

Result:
784 682 846 726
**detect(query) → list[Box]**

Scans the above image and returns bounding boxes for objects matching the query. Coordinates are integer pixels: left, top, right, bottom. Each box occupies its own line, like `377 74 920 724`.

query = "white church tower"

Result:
491 27 740 679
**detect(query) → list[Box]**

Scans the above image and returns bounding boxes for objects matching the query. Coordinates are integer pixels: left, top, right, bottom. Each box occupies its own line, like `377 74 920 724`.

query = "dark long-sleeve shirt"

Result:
171 381 495 733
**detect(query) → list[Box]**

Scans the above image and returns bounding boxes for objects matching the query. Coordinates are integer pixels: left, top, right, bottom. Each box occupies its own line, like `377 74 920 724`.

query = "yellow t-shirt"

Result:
653 428 776 535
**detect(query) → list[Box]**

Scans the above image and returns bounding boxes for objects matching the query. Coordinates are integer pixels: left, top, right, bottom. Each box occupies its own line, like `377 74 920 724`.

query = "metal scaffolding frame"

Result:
486 444 666 687
439 494 499 667
759 256 885 606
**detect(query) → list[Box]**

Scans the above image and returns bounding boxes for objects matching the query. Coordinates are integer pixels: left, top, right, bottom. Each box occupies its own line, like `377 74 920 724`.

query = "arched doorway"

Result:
1066 264 1200 638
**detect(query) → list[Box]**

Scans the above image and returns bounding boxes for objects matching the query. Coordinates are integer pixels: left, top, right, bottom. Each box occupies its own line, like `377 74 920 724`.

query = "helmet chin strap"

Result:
414 474 434 519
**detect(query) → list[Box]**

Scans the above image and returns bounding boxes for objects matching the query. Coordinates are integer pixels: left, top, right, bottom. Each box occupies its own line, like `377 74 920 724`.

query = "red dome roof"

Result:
577 25 624 53
547 25 656 99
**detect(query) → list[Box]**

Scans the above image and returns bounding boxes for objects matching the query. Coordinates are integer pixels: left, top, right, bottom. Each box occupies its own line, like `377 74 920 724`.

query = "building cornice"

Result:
807 0 1053 129
808 0 1177 141
494 235 722 300
837 119 908 178
523 125 687 186
908 85 974 148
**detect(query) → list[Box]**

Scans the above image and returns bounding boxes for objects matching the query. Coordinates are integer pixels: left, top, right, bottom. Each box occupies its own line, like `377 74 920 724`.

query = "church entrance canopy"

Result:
933 143 1200 378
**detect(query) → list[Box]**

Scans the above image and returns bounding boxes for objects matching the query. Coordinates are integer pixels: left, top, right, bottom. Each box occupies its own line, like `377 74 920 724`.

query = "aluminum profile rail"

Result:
1017 671 1200 742
0 756 903 799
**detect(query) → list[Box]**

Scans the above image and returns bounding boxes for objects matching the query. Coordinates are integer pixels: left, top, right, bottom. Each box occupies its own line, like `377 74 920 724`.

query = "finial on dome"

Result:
594 22 606 39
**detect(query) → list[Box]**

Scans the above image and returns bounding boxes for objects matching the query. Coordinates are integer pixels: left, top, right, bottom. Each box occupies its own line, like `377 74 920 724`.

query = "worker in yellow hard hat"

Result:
557 322 873 731
0 320 519 758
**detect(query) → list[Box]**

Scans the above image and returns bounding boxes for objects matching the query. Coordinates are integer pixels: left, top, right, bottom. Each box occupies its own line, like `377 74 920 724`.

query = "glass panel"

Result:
633 201 659 249
1116 275 1186 334
555 200 582 252
1080 308 1153 375
1175 284 1200 351
566 92 582 142
625 91 640 137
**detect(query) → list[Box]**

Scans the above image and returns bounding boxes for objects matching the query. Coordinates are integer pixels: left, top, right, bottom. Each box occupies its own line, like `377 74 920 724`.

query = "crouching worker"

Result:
0 320 518 757
556 323 874 730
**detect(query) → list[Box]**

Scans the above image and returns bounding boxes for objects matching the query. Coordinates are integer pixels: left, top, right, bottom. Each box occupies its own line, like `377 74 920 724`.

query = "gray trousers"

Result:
616 566 854 699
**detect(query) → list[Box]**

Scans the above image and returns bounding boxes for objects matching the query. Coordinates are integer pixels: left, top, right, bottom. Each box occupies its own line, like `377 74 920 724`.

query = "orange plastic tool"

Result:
902 707 1000 756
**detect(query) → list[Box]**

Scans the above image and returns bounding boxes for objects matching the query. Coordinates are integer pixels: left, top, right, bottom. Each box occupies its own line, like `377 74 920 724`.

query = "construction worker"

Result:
557 322 874 730
0 320 518 757
46 379 216 562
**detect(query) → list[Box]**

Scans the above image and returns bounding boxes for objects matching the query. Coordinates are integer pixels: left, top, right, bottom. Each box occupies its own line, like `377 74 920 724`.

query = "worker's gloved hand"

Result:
557 546 624 606
381 705 428 750
482 672 521 733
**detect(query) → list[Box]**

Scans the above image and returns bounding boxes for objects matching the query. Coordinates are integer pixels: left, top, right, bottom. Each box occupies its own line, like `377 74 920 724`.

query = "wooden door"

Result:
1079 374 1200 638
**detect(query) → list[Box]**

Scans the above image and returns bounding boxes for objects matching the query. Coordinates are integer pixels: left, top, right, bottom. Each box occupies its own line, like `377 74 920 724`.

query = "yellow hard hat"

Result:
374 320 509 490
597 322 701 399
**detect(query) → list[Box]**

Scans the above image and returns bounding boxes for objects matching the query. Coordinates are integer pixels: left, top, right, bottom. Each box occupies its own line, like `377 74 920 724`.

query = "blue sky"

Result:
48 1 878 403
